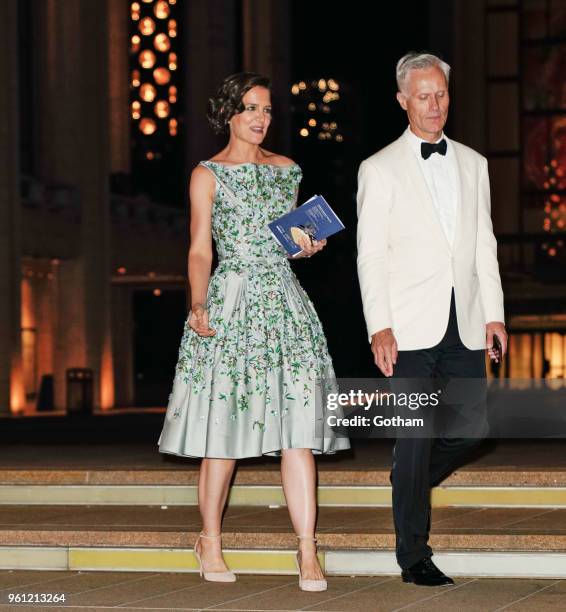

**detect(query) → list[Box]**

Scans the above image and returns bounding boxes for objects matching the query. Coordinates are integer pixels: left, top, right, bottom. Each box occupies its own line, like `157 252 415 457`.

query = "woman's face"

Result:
229 86 272 144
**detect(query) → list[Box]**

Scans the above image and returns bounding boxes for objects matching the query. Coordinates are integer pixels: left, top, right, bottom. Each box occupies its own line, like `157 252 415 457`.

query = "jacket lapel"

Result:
450 140 469 252
400 133 451 252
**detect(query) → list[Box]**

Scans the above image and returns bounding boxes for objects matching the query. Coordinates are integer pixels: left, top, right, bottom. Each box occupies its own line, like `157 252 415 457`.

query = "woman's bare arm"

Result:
187 165 216 335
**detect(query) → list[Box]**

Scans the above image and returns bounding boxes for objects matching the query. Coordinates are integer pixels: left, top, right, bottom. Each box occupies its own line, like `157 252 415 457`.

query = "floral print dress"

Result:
158 161 350 458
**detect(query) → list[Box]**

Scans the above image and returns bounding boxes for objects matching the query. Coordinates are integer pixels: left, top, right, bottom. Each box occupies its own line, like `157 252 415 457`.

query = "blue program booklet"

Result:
268 195 345 257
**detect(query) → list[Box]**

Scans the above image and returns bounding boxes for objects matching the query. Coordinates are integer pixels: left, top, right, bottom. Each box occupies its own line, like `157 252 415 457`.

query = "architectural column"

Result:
451 0 487 153
35 0 113 410
183 0 239 171
108 0 131 175
242 0 292 155
53 259 87 410
112 285 134 407
0 0 25 414
34 268 56 406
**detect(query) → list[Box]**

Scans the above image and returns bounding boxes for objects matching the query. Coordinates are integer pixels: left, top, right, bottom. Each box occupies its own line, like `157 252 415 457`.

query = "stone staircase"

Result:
1 451 566 579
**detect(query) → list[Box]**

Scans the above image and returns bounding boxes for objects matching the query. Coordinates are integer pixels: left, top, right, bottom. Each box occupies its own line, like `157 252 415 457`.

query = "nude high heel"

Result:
295 536 327 592
194 532 236 582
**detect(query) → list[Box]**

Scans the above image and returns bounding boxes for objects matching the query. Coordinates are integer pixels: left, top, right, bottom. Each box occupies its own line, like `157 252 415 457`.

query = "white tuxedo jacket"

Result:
356 131 505 351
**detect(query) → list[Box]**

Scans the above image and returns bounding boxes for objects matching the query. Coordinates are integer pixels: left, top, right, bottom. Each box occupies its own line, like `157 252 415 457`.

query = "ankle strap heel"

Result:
194 532 236 583
297 536 317 543
295 536 327 592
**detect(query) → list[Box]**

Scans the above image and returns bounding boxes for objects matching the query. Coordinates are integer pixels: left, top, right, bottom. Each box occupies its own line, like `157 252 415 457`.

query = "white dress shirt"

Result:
406 126 459 247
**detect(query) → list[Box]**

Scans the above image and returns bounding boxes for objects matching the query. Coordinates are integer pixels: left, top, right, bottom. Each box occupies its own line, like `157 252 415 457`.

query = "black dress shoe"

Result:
401 557 455 587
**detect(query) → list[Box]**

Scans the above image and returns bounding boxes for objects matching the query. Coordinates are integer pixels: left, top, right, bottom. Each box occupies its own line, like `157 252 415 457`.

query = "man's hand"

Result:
189 303 216 337
486 321 507 363
371 328 398 377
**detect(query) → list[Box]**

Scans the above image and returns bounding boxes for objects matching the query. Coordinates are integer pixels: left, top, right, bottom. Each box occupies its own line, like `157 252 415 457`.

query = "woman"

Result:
158 72 349 591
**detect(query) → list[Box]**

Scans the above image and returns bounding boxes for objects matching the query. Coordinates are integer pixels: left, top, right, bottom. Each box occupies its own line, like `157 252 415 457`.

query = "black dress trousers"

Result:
389 289 488 569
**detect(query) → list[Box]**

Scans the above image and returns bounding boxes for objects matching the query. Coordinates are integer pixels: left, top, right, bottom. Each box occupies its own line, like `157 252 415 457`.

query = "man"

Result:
356 52 507 586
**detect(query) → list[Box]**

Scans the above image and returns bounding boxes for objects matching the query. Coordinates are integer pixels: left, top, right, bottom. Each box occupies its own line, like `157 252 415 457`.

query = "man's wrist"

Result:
373 327 393 337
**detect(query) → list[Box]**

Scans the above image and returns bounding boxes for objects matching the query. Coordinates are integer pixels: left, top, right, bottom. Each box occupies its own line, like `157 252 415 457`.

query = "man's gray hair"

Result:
396 52 451 92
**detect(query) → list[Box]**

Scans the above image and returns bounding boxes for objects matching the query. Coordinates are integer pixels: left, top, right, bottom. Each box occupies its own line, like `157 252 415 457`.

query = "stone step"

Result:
3 466 566 486
1 505 566 578
2 468 566 508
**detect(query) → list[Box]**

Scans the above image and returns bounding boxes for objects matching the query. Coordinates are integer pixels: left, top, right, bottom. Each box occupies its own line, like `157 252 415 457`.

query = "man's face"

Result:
396 65 449 141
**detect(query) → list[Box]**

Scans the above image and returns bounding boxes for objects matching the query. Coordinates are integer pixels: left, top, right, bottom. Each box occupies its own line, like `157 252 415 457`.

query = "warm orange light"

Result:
308 118 316 127
169 118 178 135
10 362 25 414
323 91 340 103
168 19 177 37
131 35 141 52
146 151 155 160
154 33 171 51
132 69 141 87
100 333 115 410
131 2 140 10
168 85 177 103
139 49 156 69
139 17 156 35
117 266 127 275
140 117 157 135
154 0 170 18
153 67 171 85
140 83 157 102
155 100 170 118
335 134 344 142
153 289 162 296
168 52 177 70
308 102 316 111
300 128 309 137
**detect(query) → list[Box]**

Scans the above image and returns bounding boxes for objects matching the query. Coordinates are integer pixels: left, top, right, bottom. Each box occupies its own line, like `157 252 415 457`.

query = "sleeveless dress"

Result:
158 161 350 458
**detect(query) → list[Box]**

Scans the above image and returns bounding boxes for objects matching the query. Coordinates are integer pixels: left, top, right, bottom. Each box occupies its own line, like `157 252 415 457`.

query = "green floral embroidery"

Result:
171 162 337 431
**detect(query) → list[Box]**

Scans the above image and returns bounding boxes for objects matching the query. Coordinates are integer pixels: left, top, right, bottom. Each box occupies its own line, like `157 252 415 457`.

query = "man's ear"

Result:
396 91 408 111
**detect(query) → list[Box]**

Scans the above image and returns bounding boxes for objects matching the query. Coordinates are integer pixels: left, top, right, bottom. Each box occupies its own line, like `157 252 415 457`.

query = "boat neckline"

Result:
203 161 299 170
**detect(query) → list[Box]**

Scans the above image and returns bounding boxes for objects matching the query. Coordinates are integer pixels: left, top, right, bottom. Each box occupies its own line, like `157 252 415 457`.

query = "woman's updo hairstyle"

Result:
207 72 271 135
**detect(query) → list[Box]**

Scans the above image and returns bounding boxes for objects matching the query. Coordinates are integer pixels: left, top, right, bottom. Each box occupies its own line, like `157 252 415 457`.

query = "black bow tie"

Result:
421 139 447 160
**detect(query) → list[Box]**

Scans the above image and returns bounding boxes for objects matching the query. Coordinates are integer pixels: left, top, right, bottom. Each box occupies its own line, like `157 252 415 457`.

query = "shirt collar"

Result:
405 125 448 158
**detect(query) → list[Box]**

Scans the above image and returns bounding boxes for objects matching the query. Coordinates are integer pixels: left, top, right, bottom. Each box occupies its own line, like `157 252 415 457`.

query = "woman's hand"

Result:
189 303 216 337
295 237 327 258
